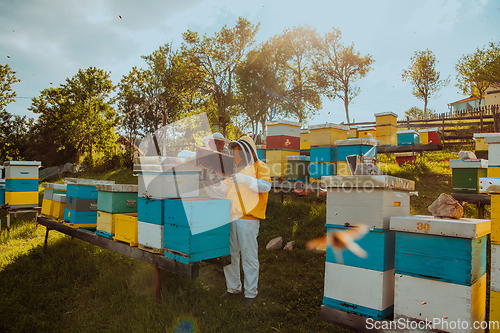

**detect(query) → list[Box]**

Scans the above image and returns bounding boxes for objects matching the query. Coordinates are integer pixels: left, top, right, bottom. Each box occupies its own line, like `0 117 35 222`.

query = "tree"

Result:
183 17 259 136
458 42 500 95
479 42 500 86
29 67 118 168
0 109 31 162
404 106 436 120
313 27 374 124
277 24 324 122
402 49 449 119
235 40 288 138
0 64 21 111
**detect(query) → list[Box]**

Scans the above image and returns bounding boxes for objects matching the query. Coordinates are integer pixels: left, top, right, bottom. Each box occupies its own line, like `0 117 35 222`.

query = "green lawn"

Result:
0 150 485 332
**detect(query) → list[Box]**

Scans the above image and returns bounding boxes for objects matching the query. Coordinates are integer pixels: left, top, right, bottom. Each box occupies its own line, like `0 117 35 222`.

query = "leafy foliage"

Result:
404 106 436 120
0 63 21 111
314 27 374 124
456 42 500 103
29 67 117 167
402 49 449 119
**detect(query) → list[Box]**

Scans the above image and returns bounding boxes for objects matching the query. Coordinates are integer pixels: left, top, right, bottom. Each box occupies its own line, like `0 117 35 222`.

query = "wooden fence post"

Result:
480 107 484 132
442 113 445 140
407 116 410 129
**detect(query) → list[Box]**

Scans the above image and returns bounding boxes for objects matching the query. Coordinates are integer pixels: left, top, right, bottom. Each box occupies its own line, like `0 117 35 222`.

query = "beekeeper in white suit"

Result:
219 135 271 307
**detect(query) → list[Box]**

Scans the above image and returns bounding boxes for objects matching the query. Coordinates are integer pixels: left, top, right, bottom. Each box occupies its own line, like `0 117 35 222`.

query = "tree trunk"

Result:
344 90 350 124
423 97 428 119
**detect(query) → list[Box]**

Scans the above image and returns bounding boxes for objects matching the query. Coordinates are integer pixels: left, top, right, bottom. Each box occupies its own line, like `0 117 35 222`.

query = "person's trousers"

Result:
223 218 260 298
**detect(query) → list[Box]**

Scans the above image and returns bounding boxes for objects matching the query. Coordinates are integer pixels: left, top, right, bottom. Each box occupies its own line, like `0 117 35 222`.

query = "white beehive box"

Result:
492 244 500 293
4 161 41 179
266 120 302 137
323 262 395 320
395 274 486 333
138 221 163 251
479 177 500 193
489 143 500 166
322 175 414 229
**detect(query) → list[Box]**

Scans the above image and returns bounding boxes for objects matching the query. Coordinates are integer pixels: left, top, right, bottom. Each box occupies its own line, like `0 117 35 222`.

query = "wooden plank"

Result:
377 144 442 154
36 216 199 278
451 193 491 205
320 305 390 333
390 215 490 239
394 274 486 333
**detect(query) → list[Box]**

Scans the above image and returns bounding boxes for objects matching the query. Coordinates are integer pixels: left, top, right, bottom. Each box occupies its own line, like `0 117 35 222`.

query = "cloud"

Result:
406 0 461 35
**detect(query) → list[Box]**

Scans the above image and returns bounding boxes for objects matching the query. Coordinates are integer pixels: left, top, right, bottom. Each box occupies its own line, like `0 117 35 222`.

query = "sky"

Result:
0 0 498 129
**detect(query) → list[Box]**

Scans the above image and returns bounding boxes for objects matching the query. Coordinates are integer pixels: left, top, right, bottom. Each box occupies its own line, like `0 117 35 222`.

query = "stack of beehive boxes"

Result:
255 145 266 161
266 120 301 179
134 156 202 253
397 129 419 146
95 184 138 243
63 178 115 229
478 133 500 328
375 112 398 146
473 133 489 159
0 166 4 206
4 161 41 208
335 138 378 176
320 175 413 321
391 215 489 332
300 129 311 156
450 159 488 194
41 183 67 221
309 123 349 181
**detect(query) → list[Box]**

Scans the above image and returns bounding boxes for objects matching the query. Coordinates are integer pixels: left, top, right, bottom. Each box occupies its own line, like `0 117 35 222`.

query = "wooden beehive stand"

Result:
1 206 42 238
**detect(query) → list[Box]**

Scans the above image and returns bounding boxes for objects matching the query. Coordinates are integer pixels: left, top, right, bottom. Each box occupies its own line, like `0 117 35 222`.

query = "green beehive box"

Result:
97 184 138 214
452 168 487 194
285 156 310 181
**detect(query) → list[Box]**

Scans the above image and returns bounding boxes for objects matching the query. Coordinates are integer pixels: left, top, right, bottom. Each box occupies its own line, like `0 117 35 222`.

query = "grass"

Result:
0 151 487 332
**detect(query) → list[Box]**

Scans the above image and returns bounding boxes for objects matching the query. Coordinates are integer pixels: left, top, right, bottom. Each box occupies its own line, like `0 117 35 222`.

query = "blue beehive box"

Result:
0 184 4 205
137 196 164 225
256 145 266 161
65 178 115 199
309 163 336 179
64 209 98 226
310 147 337 163
4 179 39 192
397 130 419 146
163 198 230 263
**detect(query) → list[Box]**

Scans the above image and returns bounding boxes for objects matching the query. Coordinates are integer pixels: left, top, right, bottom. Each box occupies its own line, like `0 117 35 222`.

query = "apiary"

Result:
320 175 414 321
391 215 489 332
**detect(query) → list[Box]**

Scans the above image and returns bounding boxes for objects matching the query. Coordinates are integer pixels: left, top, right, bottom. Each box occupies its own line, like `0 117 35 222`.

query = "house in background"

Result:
449 86 500 112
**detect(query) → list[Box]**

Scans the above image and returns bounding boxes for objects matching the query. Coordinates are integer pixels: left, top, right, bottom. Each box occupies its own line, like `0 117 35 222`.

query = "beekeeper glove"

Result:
232 173 271 193
177 150 196 158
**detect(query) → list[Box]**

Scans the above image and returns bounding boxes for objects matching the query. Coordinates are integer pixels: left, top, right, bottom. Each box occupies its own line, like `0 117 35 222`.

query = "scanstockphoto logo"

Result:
365 317 500 331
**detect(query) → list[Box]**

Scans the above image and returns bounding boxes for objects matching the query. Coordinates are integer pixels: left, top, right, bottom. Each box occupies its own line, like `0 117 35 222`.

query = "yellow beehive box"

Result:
51 201 66 221
300 130 311 150
378 135 397 146
5 191 38 206
97 211 115 234
266 150 299 165
337 161 351 176
490 167 500 178
114 213 138 246
473 133 489 153
347 127 357 139
358 127 376 139
419 131 428 145
375 112 398 126
41 199 53 216
377 124 397 137
309 123 349 147
491 291 500 329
